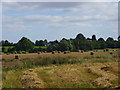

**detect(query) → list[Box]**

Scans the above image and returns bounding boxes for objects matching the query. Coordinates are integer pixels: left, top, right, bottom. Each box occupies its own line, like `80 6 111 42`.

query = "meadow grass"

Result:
2 54 119 88
2 70 23 88
34 46 47 49
36 64 99 88
2 54 119 71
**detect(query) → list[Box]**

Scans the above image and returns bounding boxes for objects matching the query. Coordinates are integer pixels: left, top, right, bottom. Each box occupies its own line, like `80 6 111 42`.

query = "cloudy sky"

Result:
2 1 118 43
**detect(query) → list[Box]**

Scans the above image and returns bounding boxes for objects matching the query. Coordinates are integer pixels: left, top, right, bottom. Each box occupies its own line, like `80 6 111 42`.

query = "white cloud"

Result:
1 0 119 2
2 2 117 35
2 2 118 22
3 14 115 31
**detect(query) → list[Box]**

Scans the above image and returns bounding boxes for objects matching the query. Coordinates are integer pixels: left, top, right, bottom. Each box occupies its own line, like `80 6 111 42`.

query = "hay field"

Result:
2 50 120 88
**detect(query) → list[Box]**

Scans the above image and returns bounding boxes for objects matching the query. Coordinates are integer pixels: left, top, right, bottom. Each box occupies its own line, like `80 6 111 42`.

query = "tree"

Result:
44 39 48 46
47 40 59 51
14 37 34 51
97 38 106 49
92 35 97 41
39 40 45 46
76 33 86 40
35 40 39 46
1 40 14 46
118 36 120 41
74 33 87 50
98 38 105 41
87 38 91 41
106 37 115 48
35 40 48 46
106 37 114 41
59 39 69 51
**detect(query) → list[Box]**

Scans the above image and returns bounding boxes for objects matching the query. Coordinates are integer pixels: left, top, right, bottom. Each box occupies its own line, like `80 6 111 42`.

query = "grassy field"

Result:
2 50 120 88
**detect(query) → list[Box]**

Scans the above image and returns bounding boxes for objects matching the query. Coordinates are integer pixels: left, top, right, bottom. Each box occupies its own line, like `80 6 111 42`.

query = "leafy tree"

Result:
35 40 39 46
47 40 59 51
97 38 106 49
106 37 114 41
59 39 69 51
35 40 48 46
87 38 91 41
76 33 86 40
44 39 48 46
98 38 105 41
74 33 87 50
106 37 115 48
118 36 120 41
92 35 97 41
1 40 14 46
39 40 45 46
14 37 34 51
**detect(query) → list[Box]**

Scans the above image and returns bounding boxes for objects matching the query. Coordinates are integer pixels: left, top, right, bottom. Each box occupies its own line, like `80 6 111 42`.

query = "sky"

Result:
2 1 119 43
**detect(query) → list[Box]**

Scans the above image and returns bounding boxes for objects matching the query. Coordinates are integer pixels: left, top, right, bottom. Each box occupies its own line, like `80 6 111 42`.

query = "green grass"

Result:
0 46 14 52
34 46 47 49
80 55 119 60
78 55 119 64
66 82 94 88
2 70 23 88
36 65 100 88
111 79 120 86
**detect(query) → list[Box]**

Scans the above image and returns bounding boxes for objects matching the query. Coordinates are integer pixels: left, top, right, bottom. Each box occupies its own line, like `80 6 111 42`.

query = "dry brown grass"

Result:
2 51 118 60
21 69 44 88
34 62 119 88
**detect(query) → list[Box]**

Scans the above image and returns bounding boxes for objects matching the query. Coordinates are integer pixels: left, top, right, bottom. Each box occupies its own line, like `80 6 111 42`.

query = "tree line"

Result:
1 33 120 53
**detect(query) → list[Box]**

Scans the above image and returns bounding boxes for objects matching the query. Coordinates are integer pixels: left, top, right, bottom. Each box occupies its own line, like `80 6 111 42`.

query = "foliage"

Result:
14 37 34 52
1 33 120 52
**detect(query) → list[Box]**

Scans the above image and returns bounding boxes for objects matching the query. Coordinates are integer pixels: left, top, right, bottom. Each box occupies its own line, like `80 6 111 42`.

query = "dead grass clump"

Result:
101 66 112 71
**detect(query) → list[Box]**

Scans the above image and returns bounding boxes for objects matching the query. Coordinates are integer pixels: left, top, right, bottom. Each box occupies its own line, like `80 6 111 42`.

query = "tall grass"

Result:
2 55 120 71
2 56 77 71
79 55 120 59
